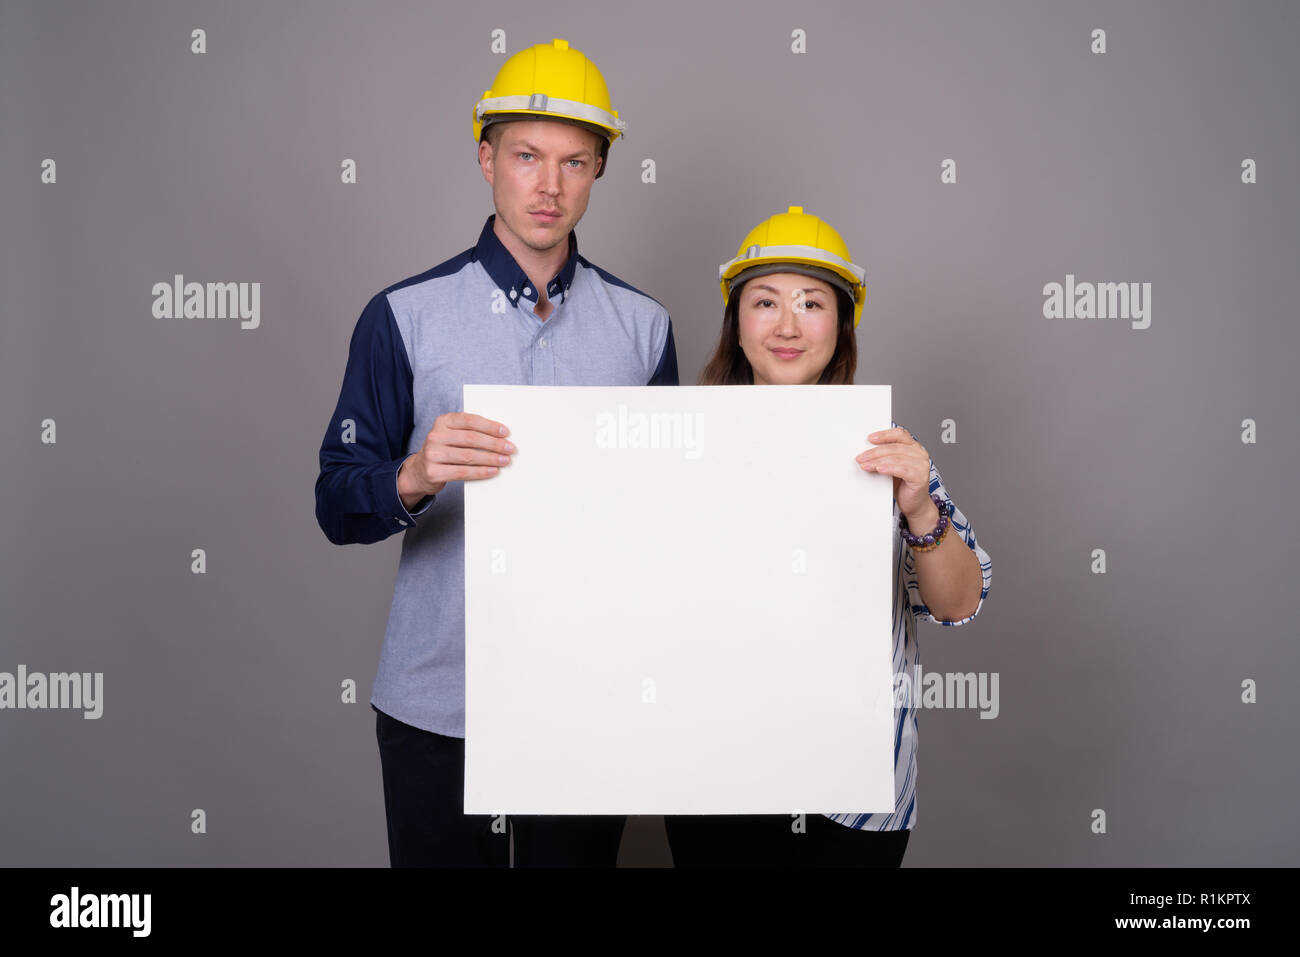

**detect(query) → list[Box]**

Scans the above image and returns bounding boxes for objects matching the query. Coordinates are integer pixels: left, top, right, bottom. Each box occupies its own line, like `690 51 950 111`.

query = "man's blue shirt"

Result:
316 215 678 736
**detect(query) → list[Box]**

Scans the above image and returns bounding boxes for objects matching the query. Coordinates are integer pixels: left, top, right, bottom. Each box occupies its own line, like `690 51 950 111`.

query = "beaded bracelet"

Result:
899 493 952 552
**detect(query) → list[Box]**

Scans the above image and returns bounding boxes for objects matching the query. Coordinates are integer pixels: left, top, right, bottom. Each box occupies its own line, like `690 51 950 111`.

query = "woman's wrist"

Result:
899 495 951 552
903 501 940 531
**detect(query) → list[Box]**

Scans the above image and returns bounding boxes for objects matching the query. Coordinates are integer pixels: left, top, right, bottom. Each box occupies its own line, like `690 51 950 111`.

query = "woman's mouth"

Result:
771 349 803 360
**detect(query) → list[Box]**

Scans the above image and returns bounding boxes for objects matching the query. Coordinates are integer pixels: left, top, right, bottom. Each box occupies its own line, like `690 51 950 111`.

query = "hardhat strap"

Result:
475 94 627 138
720 243 866 285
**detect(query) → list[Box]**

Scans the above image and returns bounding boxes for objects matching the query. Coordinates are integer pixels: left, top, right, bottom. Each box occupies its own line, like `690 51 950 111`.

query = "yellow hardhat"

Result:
473 38 626 180
718 206 868 328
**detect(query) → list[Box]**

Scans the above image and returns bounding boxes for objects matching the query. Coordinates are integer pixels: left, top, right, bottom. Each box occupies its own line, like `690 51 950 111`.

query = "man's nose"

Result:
540 160 562 194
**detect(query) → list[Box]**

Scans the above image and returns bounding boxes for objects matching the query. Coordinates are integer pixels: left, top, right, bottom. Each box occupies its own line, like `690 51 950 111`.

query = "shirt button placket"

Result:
539 334 554 384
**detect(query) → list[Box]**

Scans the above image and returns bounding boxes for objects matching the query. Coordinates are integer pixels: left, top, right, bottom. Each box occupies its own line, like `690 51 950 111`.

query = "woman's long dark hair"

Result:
697 280 857 385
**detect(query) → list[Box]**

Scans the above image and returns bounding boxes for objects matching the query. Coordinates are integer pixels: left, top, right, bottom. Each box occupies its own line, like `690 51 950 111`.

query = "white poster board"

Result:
464 384 896 815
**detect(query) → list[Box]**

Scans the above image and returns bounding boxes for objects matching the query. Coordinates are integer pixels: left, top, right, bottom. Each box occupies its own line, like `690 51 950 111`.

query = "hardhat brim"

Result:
726 261 859 305
479 112 614 144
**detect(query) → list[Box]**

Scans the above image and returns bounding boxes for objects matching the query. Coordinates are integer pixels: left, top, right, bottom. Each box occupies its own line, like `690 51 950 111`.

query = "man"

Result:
314 38 679 867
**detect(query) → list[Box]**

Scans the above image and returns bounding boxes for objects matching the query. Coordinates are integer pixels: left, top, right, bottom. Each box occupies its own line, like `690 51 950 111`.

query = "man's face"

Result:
737 272 840 385
479 118 604 255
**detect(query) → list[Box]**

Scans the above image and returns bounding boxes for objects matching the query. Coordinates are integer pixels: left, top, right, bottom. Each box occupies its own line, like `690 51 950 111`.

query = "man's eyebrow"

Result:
515 140 594 160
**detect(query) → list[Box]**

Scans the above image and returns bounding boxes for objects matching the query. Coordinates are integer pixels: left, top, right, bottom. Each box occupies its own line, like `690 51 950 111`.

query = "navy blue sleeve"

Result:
314 292 434 545
647 317 680 386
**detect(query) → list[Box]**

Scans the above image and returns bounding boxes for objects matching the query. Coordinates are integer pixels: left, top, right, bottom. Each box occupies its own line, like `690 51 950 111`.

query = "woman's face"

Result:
737 272 839 385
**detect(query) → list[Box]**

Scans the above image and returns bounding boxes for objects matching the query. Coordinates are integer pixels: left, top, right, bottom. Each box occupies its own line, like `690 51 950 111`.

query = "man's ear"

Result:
589 130 604 179
478 137 495 183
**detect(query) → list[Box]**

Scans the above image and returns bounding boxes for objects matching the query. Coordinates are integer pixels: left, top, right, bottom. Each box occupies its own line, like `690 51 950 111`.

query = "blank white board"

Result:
464 384 896 815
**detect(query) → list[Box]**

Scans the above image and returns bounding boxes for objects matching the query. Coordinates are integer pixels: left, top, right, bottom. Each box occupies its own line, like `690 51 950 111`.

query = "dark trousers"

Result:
373 704 625 867
664 813 910 867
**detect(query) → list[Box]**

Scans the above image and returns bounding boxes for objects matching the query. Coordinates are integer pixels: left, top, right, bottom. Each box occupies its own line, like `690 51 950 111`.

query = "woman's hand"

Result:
856 427 935 523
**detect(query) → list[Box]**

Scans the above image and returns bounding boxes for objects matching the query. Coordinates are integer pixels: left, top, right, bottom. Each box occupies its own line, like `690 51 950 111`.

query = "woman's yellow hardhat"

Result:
718 206 867 327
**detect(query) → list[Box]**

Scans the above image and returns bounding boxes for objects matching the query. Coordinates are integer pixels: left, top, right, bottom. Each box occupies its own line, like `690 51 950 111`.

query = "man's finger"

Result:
436 445 512 468
456 465 505 481
439 428 515 454
442 411 510 438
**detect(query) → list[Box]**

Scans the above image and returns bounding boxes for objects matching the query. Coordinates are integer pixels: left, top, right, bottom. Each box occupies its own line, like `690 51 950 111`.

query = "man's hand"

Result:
398 412 515 507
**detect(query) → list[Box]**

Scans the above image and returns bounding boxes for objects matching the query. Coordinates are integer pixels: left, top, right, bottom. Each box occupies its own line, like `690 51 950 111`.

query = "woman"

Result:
663 206 992 867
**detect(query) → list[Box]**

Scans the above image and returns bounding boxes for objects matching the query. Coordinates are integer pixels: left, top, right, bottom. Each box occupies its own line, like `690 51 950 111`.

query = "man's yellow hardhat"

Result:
473 38 626 180
718 206 868 328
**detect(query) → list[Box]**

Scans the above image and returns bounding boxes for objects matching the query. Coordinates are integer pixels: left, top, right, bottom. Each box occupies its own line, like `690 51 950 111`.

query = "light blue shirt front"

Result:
316 215 678 738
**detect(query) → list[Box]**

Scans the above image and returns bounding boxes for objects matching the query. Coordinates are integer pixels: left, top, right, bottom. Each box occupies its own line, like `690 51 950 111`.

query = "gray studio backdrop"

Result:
2 0 1297 866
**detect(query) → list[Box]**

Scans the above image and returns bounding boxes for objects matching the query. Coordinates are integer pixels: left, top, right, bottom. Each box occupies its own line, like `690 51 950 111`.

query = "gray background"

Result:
2 0 1297 866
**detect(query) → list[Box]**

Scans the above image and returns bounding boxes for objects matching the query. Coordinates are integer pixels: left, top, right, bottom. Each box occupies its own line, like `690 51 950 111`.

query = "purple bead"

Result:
923 535 934 545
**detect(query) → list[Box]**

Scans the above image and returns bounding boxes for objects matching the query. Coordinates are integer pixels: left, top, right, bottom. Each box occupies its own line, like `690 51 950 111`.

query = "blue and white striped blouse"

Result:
824 420 992 831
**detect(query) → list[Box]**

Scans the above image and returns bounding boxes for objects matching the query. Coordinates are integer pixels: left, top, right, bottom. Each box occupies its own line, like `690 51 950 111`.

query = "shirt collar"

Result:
472 213 580 309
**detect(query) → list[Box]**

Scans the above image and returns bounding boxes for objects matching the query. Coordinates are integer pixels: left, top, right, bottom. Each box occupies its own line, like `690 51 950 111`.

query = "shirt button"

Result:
523 286 532 296
509 289 517 299
539 339 547 347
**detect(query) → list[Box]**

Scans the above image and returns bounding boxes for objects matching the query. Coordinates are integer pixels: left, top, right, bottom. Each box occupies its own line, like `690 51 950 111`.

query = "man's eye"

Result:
567 159 583 168
518 152 533 160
